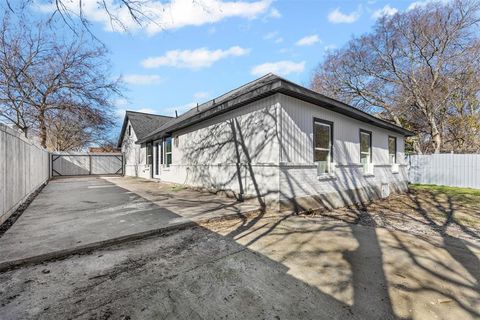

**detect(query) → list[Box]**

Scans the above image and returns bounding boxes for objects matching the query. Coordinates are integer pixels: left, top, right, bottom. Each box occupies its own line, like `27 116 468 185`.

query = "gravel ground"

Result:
303 187 480 242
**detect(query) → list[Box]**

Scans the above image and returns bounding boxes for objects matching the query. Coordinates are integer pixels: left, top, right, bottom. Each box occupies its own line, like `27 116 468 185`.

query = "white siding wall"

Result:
121 120 150 179
121 93 409 210
278 94 408 205
279 95 405 165
159 95 281 202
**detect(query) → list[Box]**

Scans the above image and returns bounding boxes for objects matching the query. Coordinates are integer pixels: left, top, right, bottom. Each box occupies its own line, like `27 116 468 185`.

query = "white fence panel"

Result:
408 154 480 189
0 124 49 224
91 155 123 175
51 153 123 176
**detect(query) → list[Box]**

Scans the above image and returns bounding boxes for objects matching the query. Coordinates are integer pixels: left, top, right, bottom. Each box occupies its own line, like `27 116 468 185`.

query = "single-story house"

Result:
118 74 414 211
118 110 172 178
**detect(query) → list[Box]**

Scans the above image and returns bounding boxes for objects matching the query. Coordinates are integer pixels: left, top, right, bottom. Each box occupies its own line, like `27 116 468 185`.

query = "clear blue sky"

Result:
32 0 426 129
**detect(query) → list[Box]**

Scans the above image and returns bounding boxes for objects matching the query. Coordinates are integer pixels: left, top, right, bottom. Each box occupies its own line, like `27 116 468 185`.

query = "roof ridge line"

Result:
126 110 173 118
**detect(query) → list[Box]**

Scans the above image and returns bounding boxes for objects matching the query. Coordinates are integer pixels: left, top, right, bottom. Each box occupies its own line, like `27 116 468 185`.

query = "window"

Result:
164 137 172 167
388 136 397 164
313 118 333 174
360 129 373 175
146 142 153 165
155 142 160 175
160 141 164 165
128 125 131 136
360 130 372 164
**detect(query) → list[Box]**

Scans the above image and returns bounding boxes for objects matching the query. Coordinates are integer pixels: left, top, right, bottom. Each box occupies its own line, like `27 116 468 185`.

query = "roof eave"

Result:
276 80 415 137
137 80 283 144
137 76 414 144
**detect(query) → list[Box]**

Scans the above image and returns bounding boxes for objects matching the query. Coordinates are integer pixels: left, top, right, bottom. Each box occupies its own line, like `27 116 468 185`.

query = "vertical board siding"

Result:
0 124 49 224
160 95 282 200
408 154 480 189
122 121 150 179
279 95 405 165
278 94 408 205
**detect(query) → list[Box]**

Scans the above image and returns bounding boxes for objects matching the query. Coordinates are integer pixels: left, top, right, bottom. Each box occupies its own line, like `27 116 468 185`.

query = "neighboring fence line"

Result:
0 124 50 224
407 153 480 189
51 153 123 177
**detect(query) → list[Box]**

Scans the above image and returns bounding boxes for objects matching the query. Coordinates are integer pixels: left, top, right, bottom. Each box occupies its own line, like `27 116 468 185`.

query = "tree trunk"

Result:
430 118 442 153
38 109 47 148
413 139 423 154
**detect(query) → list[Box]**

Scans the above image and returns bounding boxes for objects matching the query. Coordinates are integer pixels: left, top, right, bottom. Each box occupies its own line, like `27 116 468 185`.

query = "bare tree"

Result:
45 108 113 151
0 12 121 150
5 0 166 35
311 0 480 153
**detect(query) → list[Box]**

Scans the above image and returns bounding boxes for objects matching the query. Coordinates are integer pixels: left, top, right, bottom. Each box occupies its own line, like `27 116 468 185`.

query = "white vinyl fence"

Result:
0 124 50 224
51 153 123 176
408 153 480 189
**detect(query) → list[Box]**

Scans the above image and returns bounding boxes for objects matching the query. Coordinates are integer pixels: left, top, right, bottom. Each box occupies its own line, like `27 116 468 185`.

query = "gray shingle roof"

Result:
137 73 413 144
117 111 173 147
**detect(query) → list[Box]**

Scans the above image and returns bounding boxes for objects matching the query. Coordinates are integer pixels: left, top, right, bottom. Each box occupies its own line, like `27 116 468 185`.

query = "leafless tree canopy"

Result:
311 0 480 154
0 12 121 151
6 0 164 35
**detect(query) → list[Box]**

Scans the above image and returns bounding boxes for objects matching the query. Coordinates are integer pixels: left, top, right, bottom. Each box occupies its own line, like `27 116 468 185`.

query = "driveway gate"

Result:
51 153 123 177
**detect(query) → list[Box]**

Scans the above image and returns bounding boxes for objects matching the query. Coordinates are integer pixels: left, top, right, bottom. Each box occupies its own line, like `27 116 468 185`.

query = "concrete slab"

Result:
0 177 260 270
0 215 478 319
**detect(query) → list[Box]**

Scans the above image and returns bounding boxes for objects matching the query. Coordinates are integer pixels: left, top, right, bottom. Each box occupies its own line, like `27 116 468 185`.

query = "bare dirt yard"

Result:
0 184 479 320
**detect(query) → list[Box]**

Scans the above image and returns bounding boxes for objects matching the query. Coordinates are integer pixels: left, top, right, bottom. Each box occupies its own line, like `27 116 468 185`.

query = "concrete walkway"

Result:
0 177 260 270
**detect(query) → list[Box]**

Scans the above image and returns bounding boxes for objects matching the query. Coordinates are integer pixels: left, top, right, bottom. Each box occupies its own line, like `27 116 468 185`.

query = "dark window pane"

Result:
160 142 164 164
388 137 395 154
166 137 172 152
146 143 153 165
166 153 172 166
314 149 329 162
389 137 396 163
360 132 370 153
315 123 330 149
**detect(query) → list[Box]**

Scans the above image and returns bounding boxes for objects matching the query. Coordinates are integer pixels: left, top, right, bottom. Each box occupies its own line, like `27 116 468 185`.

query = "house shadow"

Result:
155 100 479 319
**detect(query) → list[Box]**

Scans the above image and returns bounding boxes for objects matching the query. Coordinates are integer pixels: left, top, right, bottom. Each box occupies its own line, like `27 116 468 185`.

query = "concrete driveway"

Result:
0 176 260 270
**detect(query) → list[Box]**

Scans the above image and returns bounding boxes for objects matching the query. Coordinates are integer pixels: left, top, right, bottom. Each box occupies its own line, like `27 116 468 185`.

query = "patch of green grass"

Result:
410 184 480 196
410 184 480 206
408 184 480 228
170 185 187 192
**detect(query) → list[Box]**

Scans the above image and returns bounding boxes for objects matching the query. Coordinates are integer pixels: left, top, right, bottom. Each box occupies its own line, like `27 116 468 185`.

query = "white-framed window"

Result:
155 141 160 175
360 129 372 164
164 137 172 167
146 142 153 165
388 136 397 164
314 118 333 175
360 129 373 174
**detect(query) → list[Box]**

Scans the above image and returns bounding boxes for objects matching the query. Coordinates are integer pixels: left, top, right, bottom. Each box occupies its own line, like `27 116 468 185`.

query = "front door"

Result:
153 140 161 179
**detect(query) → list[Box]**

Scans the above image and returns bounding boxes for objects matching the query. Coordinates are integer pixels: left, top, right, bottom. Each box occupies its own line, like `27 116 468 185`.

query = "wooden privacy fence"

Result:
0 124 50 224
51 153 123 177
407 153 480 189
